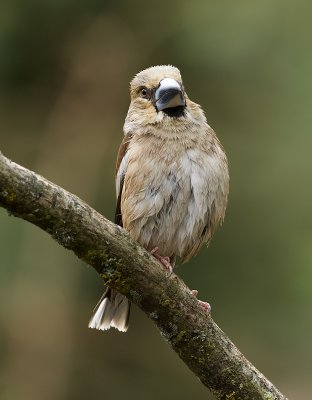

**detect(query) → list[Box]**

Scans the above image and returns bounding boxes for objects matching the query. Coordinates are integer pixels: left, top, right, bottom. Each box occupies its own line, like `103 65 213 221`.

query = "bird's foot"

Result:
151 247 173 273
191 290 211 313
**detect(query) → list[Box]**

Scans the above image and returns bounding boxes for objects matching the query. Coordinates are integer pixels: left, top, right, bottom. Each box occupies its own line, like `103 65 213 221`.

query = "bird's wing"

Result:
114 133 133 227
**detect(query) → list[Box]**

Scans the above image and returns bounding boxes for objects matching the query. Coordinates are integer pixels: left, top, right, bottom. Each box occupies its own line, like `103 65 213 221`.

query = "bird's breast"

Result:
119 135 228 261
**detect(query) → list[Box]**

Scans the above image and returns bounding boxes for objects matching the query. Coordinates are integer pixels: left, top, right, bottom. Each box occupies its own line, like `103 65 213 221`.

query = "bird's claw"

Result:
151 247 173 274
191 289 211 313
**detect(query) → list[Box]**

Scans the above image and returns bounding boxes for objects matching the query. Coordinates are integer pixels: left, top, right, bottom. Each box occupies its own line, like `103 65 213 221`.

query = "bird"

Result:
88 65 229 332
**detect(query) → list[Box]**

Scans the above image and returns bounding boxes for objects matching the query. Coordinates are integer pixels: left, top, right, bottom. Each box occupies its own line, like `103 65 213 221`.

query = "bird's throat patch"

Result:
162 106 185 118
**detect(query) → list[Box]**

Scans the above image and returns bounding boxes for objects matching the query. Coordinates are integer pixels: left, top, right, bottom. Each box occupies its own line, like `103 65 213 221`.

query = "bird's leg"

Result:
191 290 211 313
150 247 173 273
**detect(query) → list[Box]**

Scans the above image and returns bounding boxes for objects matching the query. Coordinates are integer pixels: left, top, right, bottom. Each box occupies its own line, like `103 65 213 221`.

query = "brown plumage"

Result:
89 65 229 332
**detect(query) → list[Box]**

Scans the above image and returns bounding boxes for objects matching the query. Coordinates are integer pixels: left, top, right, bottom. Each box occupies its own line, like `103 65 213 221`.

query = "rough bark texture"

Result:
0 151 288 400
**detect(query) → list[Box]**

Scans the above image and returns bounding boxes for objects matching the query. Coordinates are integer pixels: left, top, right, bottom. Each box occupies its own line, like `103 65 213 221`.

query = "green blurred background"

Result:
0 1 311 399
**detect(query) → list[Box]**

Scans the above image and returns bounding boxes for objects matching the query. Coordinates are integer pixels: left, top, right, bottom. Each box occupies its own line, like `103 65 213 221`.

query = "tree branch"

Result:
0 151 288 400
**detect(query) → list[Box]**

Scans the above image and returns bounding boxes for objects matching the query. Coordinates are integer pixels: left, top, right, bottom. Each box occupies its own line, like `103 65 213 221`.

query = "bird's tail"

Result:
88 288 131 332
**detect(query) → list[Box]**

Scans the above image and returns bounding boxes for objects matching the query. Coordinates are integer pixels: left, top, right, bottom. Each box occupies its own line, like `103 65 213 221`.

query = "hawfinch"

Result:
89 65 229 332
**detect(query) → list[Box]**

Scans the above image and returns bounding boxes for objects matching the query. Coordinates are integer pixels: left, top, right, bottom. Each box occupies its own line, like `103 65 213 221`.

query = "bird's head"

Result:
124 65 206 135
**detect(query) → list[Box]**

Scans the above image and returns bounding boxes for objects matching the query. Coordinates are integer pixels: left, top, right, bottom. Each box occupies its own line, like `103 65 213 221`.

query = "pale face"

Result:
123 65 207 137
128 65 186 121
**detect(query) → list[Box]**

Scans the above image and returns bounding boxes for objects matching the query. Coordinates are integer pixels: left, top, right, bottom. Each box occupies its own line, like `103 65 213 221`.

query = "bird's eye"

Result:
140 87 149 99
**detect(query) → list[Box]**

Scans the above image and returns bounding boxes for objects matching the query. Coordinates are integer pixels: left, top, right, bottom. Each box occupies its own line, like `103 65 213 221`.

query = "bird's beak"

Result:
154 78 185 112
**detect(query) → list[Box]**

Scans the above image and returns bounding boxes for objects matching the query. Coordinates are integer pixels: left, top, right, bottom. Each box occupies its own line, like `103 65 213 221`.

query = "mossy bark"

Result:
0 151 288 400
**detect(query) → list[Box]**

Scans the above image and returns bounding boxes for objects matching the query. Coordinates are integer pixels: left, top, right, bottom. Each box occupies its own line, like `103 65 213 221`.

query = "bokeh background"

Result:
0 1 311 399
